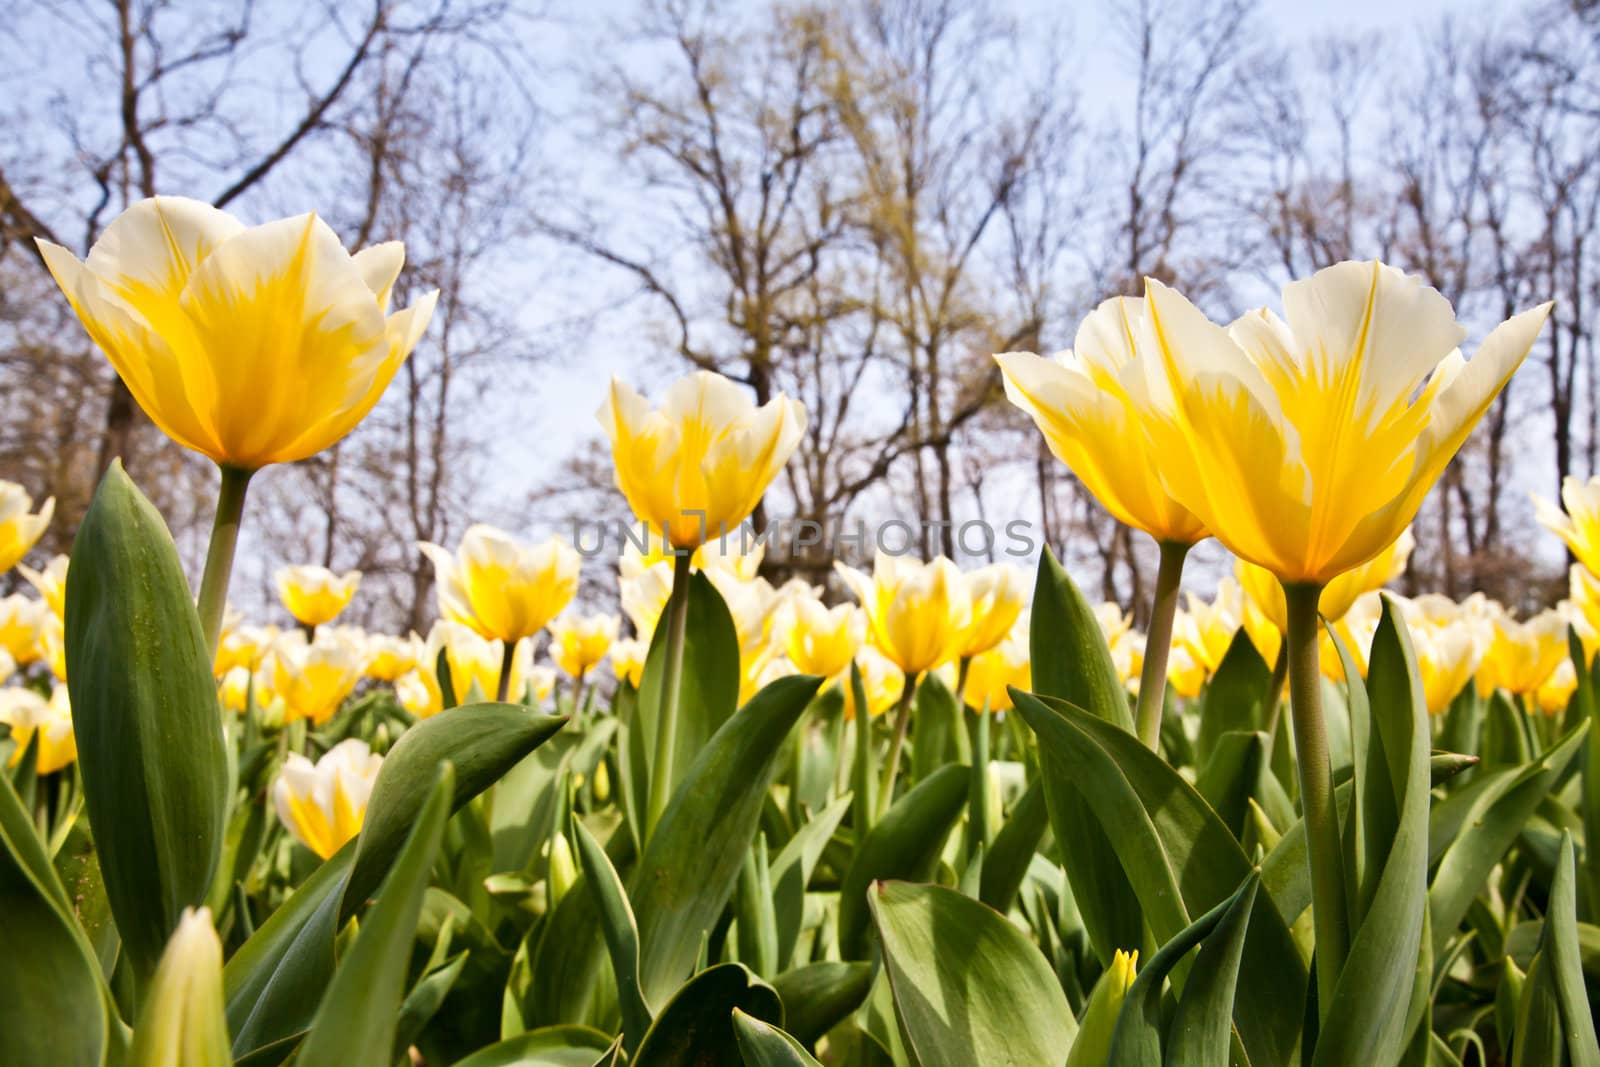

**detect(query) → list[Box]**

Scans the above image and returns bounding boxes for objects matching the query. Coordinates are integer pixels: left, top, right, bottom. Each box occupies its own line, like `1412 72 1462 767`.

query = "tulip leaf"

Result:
632 674 821 1006
978 778 1049 913
64 461 229 981
1013 689 1305 1067
392 950 469 1063
297 763 454 1067
1532 830 1600 1065
1194 730 1270 841
1429 723 1588 956
769 961 874 1048
571 813 653 1054
909 671 967 781
631 963 782 1066
770 793 852 969
837 763 968 959
344 702 566 918
635 570 741 814
731 1010 825 1067
524 866 612 1030
0 773 115 1067
1108 870 1259 1066
1314 597 1430 1066
453 1025 617 1067
1196 630 1272 766
870 879 1077 1066
1027 548 1145 969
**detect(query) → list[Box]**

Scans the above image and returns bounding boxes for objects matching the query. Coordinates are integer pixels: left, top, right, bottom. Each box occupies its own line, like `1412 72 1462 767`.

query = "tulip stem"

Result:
497 638 519 702
197 465 253 657
878 672 920 818
646 552 695 835
1284 581 1350 1014
1133 540 1190 751
969 697 991 861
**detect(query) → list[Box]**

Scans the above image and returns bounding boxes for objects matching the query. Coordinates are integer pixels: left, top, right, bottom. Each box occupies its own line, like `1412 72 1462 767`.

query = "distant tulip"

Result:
0 482 54 573
364 632 424 682
963 634 1030 712
835 553 972 676
840 647 905 721
954 564 1028 660
0 594 48 666
598 371 805 549
275 565 361 628
1476 607 1568 697
271 738 383 859
265 632 364 726
1235 529 1415 635
38 197 436 471
1536 475 1600 578
0 684 76 774
419 525 580 645
549 613 620 678
218 665 254 714
779 596 866 680
18 554 68 618
395 668 444 719
609 637 648 688
214 621 278 677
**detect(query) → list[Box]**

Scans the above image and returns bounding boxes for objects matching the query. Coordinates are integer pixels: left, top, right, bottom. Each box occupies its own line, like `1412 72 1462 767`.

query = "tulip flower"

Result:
264 632 364 727
597 371 806 551
1407 624 1481 716
1536 475 1600 578
395 668 443 719
275 565 361 629
19 554 68 618
129 907 230 1067
836 552 972 815
739 648 796 706
424 620 534 705
999 297 1215 749
364 632 424 682
0 482 54 574
954 564 1028 662
214 621 278 677
1476 607 1568 698
0 684 76 774
0 595 48 666
218 665 254 714
779 596 866 680
271 738 384 859
419 525 579 699
39 198 437 654
610 637 647 688
550 612 619 707
1175 579 1246 676
963 633 1029 713
1132 260 1550 1007
1537 660 1578 717
1236 529 1415 636
841 646 905 721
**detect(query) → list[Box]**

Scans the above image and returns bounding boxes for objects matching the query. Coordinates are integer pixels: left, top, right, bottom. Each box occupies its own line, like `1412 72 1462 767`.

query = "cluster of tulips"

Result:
3 193 1596 1067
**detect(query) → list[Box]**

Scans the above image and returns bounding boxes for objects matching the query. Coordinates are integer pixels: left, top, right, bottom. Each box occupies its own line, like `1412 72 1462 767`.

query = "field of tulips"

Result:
5 195 1600 1067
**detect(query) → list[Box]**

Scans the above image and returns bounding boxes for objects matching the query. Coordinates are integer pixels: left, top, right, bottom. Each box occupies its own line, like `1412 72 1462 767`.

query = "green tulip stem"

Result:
646 551 695 835
969 697 992 860
497 637 519 702
850 661 878 837
197 465 254 657
1284 581 1350 1013
1133 540 1190 751
878 671 921 818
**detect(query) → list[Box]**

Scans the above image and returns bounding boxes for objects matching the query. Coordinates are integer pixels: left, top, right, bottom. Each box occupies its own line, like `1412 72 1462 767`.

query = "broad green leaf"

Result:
732 1009 824 1067
0 773 114 1067
632 963 782 1066
572 814 652 1054
344 702 566 917
1429 723 1587 956
770 793 852 969
978 778 1048 913
1028 547 1144 968
523 867 610 1029
769 961 873 1048
297 764 454 1067
454 1025 616 1067
909 672 967 782
1314 597 1430 1067
634 570 741 816
223 847 354 1058
837 763 968 959
64 461 228 980
128 909 230 1067
632 674 821 1005
1196 630 1272 766
1013 690 1304 1067
1109 871 1259 1066
870 879 1076 1066
1194 730 1269 840
490 717 616 875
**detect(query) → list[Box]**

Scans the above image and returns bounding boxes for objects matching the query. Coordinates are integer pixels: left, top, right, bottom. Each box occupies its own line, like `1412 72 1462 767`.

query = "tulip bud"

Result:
547 832 578 907
128 908 230 1067
1065 949 1137 1067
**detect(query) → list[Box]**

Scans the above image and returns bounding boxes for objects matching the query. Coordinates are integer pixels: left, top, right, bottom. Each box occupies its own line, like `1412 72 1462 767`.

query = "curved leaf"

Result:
453 1025 616 1067
572 815 652 1054
978 778 1048 913
770 961 873 1048
770 793 852 969
632 963 782 1067
732 1010 824 1067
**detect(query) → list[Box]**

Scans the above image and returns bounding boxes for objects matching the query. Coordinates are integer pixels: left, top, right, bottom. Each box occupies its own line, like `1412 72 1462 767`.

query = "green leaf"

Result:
296 763 455 1067
769 961 873 1048
632 674 821 1005
1013 689 1304 1067
571 814 652 1054
732 1009 824 1067
1028 547 1144 968
1108 870 1259 1067
392 951 469 1063
1196 630 1272 766
770 793 852 969
0 773 115 1067
1314 596 1430 1066
736 833 779 976
978 778 1048 913
1193 730 1269 840
870 879 1076 1066
909 672 967 782
1428 723 1588 956
837 763 968 959
632 963 782 1067
1543 831 1600 1065
453 1025 616 1067
344 702 566 917
634 570 741 815
64 461 228 981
